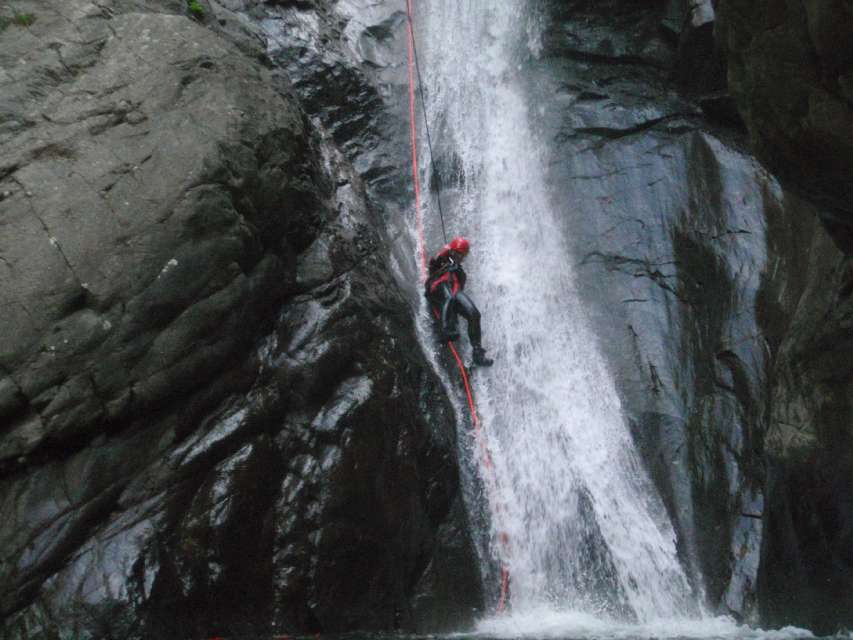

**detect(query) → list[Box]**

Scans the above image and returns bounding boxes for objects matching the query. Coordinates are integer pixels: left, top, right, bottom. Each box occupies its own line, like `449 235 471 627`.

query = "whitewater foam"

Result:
472 608 815 640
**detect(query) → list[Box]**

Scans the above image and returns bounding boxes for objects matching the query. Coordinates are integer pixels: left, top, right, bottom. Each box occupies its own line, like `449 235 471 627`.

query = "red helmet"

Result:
448 236 470 256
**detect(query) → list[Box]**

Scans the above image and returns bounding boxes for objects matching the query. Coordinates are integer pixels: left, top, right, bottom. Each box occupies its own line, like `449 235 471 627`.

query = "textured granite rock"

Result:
532 0 767 619
716 0 853 252
0 1 481 637
5 0 853 635
710 0 853 630
755 198 853 632
532 2 853 630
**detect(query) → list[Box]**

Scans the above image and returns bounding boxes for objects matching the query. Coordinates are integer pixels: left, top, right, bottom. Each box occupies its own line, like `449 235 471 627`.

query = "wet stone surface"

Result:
0 1 481 637
2 0 853 636
532 0 852 630
528 0 765 620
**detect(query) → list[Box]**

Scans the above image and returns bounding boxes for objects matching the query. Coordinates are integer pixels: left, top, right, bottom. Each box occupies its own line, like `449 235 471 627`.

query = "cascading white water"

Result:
416 0 695 622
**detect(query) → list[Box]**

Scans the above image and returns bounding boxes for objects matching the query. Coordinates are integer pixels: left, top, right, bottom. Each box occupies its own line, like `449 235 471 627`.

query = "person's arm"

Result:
425 255 446 297
429 254 450 275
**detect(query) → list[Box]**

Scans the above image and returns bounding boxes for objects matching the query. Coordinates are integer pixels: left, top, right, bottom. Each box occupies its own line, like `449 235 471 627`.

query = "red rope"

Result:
497 566 511 613
407 4 511 610
446 341 481 431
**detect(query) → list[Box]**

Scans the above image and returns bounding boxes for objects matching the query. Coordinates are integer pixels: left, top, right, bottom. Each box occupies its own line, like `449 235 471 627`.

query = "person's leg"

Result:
454 292 493 366
453 291 482 346
434 283 459 340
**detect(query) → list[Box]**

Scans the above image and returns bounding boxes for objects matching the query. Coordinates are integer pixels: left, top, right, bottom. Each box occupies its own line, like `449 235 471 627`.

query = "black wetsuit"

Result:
425 256 484 348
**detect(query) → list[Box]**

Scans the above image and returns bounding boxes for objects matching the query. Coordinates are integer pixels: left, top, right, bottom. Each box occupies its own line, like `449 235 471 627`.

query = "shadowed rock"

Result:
716 0 853 252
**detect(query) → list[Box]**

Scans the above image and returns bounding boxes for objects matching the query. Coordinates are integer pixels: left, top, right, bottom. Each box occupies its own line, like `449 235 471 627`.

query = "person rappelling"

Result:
425 236 494 367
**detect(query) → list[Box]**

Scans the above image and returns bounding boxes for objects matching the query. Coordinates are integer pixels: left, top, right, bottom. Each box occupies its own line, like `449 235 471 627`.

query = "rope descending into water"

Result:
405 0 511 615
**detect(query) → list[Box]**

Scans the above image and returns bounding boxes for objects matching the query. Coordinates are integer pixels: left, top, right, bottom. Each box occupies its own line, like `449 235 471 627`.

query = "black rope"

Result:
407 7 449 245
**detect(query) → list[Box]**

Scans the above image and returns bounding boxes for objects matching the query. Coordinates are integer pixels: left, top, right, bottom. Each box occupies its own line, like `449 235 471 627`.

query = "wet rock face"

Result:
534 0 770 619
257 0 413 220
534 0 851 628
0 1 481 637
255 0 853 631
0 5 307 472
710 0 853 630
251 0 485 628
756 205 853 631
715 0 853 252
4 0 851 635
540 0 853 631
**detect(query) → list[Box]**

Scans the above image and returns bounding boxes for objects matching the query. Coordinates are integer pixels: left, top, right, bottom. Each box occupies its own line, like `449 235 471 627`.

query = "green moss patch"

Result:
187 0 204 19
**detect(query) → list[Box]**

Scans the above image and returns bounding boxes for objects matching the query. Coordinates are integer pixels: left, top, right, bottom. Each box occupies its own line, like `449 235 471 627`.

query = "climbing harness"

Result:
405 0 511 615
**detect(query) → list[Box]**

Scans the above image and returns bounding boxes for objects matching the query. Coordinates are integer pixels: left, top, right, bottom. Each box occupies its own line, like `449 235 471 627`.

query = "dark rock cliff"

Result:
0 1 481 638
756 190 853 633
2 0 852 636
716 0 853 251
533 0 770 620
533 0 853 632
714 0 853 631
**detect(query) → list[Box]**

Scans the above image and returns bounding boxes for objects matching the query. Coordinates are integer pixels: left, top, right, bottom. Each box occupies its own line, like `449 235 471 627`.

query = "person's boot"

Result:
472 346 494 367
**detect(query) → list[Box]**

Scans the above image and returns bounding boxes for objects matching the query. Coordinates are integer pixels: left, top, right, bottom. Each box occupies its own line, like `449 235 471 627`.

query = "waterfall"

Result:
415 1 695 622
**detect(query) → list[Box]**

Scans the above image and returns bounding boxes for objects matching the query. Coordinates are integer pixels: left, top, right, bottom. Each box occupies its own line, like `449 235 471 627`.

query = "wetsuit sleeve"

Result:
429 255 450 276
426 256 445 297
